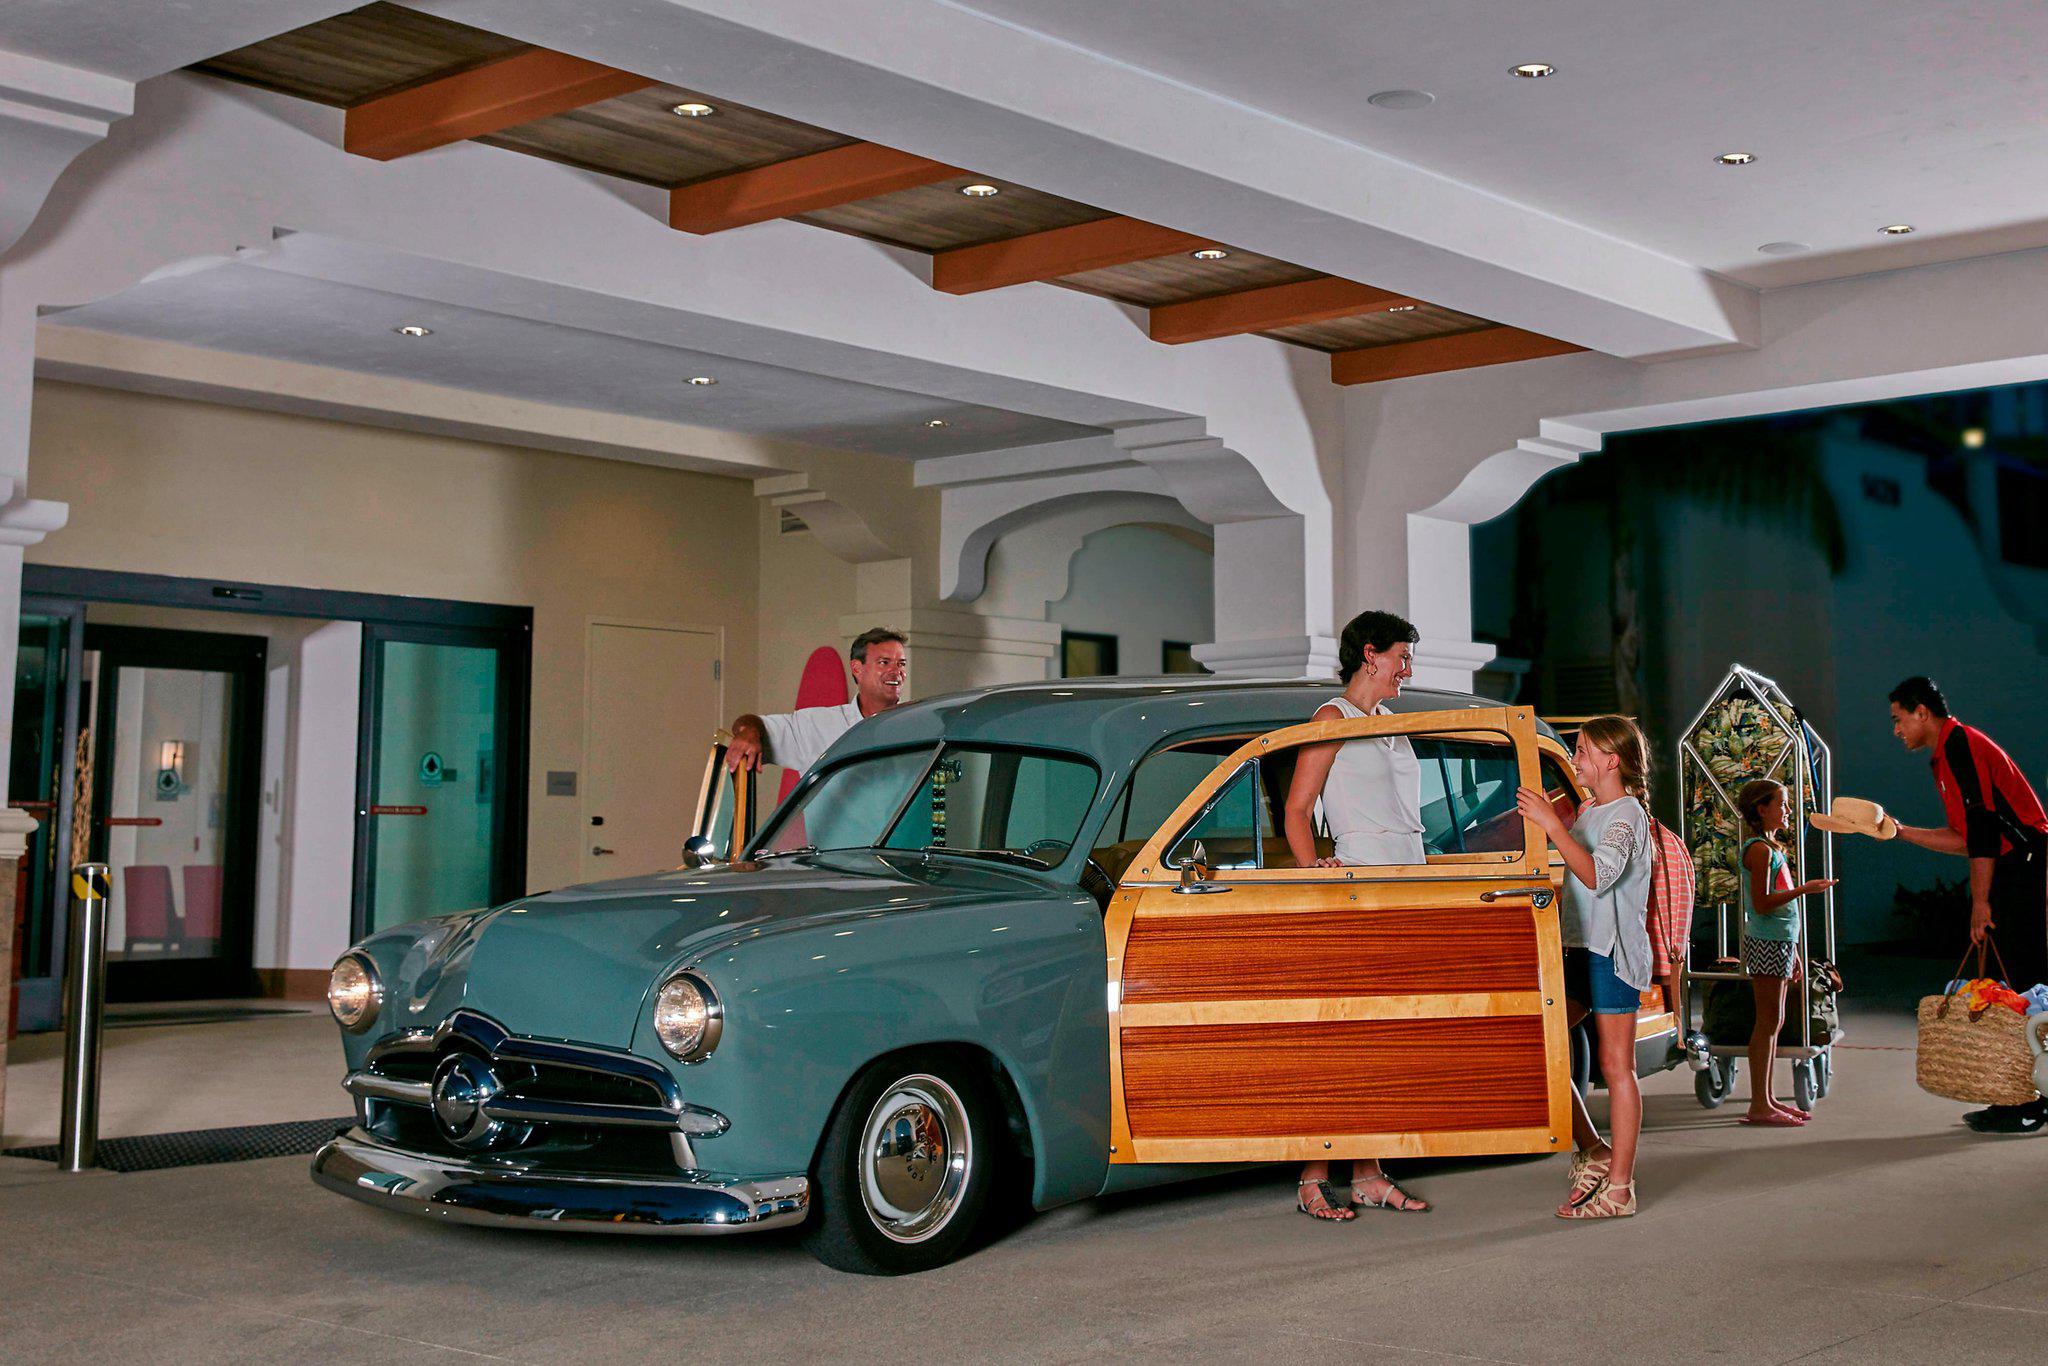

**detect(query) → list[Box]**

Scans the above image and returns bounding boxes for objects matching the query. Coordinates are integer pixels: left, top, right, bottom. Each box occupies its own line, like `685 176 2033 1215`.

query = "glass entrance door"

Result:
9 602 84 1030
354 625 525 935
85 626 265 1002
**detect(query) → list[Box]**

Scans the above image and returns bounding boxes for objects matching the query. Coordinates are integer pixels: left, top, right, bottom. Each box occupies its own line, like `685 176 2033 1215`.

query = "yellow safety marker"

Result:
72 868 109 901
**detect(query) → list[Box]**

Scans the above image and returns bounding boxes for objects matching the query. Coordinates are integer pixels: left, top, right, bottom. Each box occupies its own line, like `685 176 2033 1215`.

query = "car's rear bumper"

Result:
311 1128 809 1235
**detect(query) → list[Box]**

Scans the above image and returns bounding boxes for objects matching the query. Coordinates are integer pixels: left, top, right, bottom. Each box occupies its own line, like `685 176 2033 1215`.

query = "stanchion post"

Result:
59 863 110 1173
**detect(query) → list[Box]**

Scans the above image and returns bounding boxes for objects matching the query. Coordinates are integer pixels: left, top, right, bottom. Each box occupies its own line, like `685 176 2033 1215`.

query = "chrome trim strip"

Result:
345 1072 431 1106
311 1130 807 1236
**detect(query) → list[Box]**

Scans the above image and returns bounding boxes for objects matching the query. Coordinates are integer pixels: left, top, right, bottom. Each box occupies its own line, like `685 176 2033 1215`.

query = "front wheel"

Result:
1695 1056 1735 1109
1792 1060 1816 1112
803 1054 996 1275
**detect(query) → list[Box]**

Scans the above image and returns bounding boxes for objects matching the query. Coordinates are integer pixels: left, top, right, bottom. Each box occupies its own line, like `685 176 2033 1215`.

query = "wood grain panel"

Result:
1264 304 1494 353
1058 252 1321 308
1149 276 1420 344
480 84 854 187
345 49 652 160
1331 327 1586 385
1122 1017 1549 1137
931 218 1208 294
1122 906 1540 1003
192 4 530 108
1121 991 1544 1028
800 179 1111 251
669 143 961 233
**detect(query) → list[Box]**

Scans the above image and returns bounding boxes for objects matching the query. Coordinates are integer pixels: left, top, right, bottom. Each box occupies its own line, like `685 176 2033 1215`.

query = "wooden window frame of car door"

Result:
1117 705 1550 886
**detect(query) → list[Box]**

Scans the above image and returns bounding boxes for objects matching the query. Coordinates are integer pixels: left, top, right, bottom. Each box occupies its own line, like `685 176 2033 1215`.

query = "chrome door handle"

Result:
592 845 615 856
1480 886 1555 907
1171 880 1232 896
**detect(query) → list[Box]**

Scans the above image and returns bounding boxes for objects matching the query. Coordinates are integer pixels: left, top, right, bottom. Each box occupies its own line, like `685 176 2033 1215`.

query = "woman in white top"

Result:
1515 715 1657 1221
1280 610 1429 1221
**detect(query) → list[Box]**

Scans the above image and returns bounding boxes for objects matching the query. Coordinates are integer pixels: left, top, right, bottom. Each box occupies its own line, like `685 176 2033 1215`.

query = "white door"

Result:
584 623 721 880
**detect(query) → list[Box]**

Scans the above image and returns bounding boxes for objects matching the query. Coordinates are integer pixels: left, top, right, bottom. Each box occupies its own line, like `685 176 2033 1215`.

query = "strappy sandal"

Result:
1567 1146 1611 1200
1557 1177 1636 1220
1296 1179 1356 1221
1350 1172 1429 1212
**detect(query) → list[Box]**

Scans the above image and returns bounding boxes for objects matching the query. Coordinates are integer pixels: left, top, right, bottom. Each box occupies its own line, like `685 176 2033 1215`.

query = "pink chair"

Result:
182 865 224 951
122 865 177 954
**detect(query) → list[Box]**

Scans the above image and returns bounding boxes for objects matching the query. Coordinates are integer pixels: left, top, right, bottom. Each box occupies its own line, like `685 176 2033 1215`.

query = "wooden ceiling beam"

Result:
345 48 652 161
932 217 1212 295
1330 327 1586 385
1149 276 1421 345
669 143 961 234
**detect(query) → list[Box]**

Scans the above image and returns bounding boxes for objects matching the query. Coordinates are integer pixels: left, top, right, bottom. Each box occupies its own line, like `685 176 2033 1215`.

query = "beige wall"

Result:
755 501 862 712
26 381 762 896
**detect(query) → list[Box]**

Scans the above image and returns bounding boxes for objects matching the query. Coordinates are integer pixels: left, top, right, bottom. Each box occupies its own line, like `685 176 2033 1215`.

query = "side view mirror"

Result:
681 834 720 869
1177 840 1211 888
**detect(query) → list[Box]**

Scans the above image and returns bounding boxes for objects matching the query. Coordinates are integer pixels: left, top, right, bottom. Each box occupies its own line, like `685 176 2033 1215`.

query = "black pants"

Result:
1987 843 2047 1118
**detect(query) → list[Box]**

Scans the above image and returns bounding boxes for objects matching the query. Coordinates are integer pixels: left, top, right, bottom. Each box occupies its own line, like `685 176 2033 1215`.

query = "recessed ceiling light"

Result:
1190 248 1230 261
1714 151 1756 166
1386 304 1418 312
392 324 432 337
925 419 950 429
687 376 717 386
671 102 716 117
959 183 1001 197
1511 63 1555 78
1961 427 1987 449
1366 89 1435 110
1757 241 1810 256
1880 223 1915 235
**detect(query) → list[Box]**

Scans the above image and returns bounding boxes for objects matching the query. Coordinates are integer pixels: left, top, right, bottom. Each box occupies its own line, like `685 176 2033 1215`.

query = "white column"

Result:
1196 515 1338 679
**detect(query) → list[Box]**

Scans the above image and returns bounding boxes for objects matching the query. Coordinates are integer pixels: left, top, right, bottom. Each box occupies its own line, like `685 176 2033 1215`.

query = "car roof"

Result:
826 676 1559 770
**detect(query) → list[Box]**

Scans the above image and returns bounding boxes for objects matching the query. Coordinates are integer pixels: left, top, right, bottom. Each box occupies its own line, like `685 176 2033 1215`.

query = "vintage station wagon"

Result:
314 679 1668 1274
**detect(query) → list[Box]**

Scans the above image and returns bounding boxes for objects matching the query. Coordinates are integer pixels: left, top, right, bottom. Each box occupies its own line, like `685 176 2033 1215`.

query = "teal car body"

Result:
313 678 1535 1258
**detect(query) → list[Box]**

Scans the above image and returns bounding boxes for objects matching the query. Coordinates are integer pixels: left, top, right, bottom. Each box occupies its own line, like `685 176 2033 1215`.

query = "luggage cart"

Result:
1677 664 1840 1111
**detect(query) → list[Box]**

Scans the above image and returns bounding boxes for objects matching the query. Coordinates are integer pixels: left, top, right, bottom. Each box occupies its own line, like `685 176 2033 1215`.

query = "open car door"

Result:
1103 705 1572 1164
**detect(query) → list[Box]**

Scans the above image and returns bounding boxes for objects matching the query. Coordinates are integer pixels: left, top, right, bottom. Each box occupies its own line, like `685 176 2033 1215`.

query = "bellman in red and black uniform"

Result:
1889 675 2048 1133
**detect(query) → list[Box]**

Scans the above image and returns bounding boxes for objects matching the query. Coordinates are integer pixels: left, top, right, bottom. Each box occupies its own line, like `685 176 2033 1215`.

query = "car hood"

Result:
390 851 1048 1048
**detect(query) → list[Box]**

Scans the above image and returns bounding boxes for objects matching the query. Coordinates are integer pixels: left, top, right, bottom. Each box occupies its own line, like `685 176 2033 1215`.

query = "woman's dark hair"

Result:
1337 610 1420 684
1737 777 1786 849
1888 675 1949 718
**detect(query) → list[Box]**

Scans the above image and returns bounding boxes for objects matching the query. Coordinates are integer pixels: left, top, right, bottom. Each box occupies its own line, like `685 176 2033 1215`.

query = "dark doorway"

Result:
84 625 266 1002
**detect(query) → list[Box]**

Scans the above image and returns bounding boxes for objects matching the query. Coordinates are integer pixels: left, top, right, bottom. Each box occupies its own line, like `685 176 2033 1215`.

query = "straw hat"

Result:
1810 797 1898 840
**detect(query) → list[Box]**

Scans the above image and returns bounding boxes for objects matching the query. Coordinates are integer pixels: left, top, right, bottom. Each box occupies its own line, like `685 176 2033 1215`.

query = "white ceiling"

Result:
948 0 2048 289
44 262 1103 458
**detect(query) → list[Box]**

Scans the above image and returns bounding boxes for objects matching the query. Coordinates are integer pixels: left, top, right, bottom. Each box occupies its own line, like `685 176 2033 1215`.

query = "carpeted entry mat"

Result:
3 1117 352 1172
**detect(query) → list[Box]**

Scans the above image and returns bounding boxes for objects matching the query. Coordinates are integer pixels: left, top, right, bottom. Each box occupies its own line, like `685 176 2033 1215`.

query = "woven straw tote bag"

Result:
1915 937 2041 1106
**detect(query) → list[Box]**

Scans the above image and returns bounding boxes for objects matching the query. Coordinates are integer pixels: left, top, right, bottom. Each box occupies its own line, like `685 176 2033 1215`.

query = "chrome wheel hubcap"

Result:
859 1074 970 1243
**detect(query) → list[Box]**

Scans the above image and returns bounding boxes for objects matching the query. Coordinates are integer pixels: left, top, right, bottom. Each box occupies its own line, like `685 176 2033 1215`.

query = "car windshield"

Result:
751 744 1099 866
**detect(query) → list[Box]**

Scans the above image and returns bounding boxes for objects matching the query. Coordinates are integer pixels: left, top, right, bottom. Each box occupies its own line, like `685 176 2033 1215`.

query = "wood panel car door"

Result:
1103 706 1572 1165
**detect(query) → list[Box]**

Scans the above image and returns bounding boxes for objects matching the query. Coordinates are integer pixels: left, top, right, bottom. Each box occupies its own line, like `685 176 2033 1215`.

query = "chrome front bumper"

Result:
312 1129 809 1235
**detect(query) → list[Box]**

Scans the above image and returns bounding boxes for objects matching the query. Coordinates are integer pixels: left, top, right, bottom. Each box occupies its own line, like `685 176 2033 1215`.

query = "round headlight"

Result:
653 973 722 1062
327 952 382 1033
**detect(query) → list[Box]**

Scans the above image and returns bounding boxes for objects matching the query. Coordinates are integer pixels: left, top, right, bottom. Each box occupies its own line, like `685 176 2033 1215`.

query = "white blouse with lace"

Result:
1560 794 1655 991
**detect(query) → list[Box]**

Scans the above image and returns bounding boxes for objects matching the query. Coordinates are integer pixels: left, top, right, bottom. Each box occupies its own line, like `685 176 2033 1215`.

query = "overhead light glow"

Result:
1190 248 1230 261
1511 63 1555 78
1714 152 1756 166
393 324 432 338
688 376 717 386
1386 304 1418 312
1961 427 1987 449
671 102 716 117
1879 223 1915 235
925 419 950 429
959 183 1001 197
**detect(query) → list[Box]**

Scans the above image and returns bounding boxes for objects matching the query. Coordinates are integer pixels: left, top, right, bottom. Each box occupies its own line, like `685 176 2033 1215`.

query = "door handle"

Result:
592 845 616 856
1480 886 1555 907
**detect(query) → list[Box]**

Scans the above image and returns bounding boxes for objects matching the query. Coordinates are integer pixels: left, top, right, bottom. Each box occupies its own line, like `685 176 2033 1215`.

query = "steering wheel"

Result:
1020 838 1071 863
1022 838 1117 909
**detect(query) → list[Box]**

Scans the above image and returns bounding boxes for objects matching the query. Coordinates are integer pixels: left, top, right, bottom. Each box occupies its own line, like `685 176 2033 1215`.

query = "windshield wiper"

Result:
917 846 1050 870
753 845 818 861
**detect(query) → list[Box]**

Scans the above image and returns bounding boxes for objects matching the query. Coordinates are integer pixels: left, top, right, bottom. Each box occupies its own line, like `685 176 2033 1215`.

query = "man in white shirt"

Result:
725 628 908 776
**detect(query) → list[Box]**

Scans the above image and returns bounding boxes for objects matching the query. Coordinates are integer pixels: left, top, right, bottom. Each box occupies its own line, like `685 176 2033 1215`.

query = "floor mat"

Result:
3 1117 352 1172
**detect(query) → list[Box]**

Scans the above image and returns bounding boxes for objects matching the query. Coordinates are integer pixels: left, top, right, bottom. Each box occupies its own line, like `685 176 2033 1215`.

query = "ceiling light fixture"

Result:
1757 241 1810 256
959 183 1001 197
925 419 950 429
1714 151 1756 166
687 376 717 386
1366 89 1435 110
1511 63 1555 78
1961 427 1987 449
1880 223 1915 235
1190 248 1230 261
670 102 716 117
392 324 432 337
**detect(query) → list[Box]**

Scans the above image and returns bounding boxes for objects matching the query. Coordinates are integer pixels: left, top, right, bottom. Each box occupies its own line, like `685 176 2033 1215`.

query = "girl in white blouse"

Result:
1281 610 1429 1222
1515 715 1656 1220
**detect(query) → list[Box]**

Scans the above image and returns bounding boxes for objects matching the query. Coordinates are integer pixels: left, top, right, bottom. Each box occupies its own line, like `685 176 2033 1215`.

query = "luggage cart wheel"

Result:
1695 1057 1734 1109
1793 1060 1816 1112
1814 1051 1832 1100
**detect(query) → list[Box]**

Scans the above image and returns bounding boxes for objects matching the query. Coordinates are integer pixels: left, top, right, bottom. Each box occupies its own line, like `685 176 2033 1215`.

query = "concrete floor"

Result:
2 967 2045 1363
